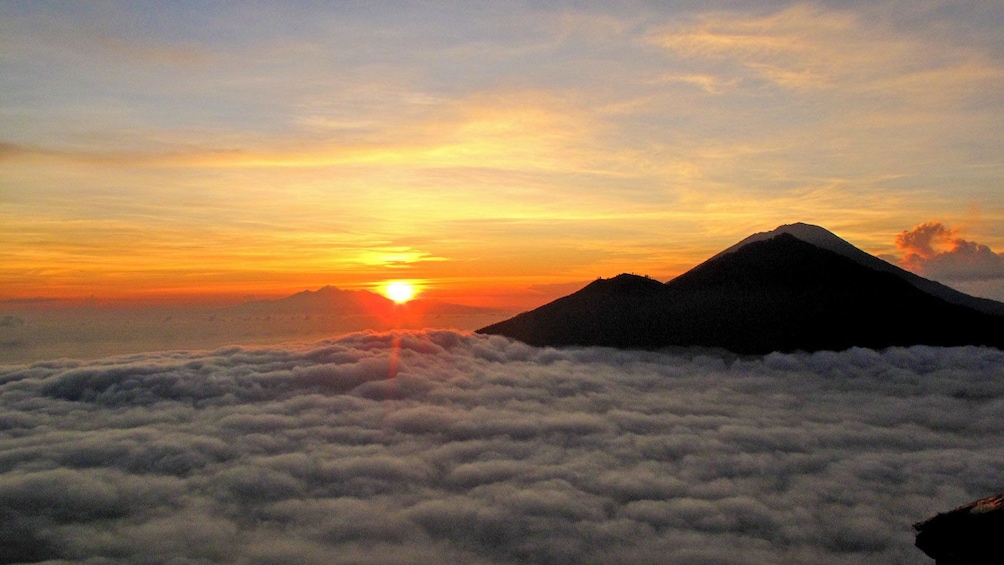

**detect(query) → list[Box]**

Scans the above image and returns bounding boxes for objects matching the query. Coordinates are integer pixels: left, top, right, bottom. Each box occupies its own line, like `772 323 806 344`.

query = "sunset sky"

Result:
3 1 1004 308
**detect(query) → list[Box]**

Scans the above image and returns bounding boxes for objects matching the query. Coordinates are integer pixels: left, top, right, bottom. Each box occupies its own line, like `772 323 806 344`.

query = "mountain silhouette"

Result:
478 225 1004 354
236 286 395 317
235 285 508 329
717 223 1004 317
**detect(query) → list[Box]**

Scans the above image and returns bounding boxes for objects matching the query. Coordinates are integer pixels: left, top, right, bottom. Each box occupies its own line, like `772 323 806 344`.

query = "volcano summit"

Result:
478 224 1004 354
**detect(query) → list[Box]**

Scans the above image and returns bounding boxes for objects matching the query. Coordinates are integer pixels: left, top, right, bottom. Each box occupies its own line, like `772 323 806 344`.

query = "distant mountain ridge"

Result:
478 224 1004 354
236 285 506 320
235 285 395 316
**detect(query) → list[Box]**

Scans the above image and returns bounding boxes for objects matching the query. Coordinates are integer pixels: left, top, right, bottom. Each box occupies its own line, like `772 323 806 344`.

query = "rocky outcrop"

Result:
914 493 1004 564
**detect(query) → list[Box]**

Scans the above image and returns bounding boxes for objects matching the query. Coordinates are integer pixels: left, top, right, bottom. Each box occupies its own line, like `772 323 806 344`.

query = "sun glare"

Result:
384 281 416 304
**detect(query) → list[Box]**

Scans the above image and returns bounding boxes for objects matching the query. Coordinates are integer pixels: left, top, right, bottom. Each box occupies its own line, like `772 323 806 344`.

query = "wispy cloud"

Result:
650 4 1002 95
355 247 449 269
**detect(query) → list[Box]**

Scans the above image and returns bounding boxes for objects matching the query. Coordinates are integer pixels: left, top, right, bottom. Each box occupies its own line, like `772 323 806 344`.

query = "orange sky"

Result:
3 2 1004 309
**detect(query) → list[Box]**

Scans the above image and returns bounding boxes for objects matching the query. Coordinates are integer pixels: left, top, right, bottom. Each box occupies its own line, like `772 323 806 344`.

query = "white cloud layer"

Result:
1 330 1002 564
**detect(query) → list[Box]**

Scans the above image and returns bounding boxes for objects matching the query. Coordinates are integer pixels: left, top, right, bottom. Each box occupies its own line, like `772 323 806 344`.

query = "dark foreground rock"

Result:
914 494 1004 564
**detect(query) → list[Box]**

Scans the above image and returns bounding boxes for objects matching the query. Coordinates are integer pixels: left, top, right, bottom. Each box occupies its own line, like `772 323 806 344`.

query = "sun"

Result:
383 281 416 304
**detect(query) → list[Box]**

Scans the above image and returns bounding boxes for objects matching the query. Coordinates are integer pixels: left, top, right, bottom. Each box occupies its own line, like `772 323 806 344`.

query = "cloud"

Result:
649 4 1001 95
656 72 737 94
896 222 1004 281
355 247 449 268
1 330 1002 564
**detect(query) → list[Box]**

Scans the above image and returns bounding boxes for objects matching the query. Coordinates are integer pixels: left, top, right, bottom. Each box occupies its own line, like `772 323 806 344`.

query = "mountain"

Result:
715 223 1004 317
235 285 508 330
235 286 394 316
477 225 1004 354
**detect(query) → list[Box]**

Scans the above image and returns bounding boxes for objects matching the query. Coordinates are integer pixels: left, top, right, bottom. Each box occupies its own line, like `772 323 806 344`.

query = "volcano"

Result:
477 224 1004 354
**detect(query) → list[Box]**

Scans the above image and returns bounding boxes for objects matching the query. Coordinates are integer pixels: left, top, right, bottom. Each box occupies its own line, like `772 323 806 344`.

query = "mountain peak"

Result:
709 223 1004 316
580 274 665 296
713 222 858 260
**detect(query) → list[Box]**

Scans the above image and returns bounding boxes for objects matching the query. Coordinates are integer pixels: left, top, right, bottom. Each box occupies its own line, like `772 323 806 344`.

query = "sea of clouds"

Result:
1 330 1002 564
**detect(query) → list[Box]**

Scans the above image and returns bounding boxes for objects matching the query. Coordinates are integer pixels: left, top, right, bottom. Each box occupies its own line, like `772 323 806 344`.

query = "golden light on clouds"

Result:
650 4 1003 95
1 2 1003 306
356 248 447 269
